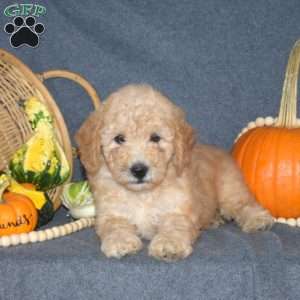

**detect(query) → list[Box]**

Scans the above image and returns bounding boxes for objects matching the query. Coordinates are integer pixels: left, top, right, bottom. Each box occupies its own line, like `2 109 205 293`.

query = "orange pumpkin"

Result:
232 127 300 218
0 175 38 236
232 40 300 218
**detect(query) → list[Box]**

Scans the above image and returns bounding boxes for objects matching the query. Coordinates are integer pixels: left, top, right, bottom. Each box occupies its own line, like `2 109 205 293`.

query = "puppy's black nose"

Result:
130 163 148 180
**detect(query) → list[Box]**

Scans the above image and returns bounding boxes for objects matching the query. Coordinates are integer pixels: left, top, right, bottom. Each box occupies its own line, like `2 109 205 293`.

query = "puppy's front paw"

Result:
148 233 193 262
101 231 143 259
239 205 274 233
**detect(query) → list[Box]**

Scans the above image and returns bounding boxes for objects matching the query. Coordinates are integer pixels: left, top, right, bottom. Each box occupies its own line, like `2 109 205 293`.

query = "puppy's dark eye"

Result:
114 134 125 144
150 133 161 143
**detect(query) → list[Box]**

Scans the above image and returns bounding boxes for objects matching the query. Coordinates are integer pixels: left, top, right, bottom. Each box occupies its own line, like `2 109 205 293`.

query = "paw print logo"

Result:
4 16 44 48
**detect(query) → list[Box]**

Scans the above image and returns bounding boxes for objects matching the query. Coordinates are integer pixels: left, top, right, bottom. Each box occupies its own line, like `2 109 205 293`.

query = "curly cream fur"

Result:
76 84 274 261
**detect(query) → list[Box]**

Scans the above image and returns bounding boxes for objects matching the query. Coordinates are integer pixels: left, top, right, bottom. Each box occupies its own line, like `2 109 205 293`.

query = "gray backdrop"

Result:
0 1 300 299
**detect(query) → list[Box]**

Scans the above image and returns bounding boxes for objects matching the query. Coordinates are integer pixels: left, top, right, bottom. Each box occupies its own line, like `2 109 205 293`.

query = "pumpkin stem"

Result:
0 174 10 203
276 40 300 127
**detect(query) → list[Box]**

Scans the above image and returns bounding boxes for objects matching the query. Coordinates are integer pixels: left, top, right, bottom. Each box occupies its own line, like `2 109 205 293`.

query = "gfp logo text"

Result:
4 4 46 17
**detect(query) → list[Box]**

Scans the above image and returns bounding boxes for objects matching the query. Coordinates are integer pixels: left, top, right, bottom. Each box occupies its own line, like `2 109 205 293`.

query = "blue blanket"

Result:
0 0 300 299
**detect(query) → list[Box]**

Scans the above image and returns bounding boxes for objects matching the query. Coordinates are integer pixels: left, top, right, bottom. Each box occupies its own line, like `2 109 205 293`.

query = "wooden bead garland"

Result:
0 217 95 247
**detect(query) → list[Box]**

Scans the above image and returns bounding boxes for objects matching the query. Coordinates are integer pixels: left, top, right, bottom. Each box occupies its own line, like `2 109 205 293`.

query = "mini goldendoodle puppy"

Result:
76 84 274 261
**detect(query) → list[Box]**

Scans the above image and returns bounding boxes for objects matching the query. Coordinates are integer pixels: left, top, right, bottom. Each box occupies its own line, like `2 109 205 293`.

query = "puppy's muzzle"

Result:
130 162 149 181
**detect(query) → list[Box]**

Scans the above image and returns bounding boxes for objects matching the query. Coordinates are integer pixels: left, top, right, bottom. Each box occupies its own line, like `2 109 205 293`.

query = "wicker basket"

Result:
0 48 101 211
232 40 300 227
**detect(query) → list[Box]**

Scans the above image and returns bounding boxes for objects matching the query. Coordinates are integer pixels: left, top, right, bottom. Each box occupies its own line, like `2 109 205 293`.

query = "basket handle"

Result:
276 40 300 127
37 69 101 110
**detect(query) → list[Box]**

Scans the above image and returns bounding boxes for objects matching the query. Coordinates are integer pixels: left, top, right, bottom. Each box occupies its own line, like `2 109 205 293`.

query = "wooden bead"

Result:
71 222 78 232
255 117 265 127
52 227 60 238
276 217 286 224
265 116 274 126
65 223 73 234
10 234 20 246
1 236 11 247
76 220 83 230
28 231 38 243
37 231 47 242
287 218 297 227
241 128 248 134
247 121 256 129
20 233 29 244
59 226 66 236
81 218 88 227
45 229 54 240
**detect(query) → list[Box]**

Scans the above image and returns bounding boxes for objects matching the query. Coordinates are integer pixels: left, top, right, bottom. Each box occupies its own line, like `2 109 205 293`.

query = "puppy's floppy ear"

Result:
75 109 103 175
173 113 196 175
